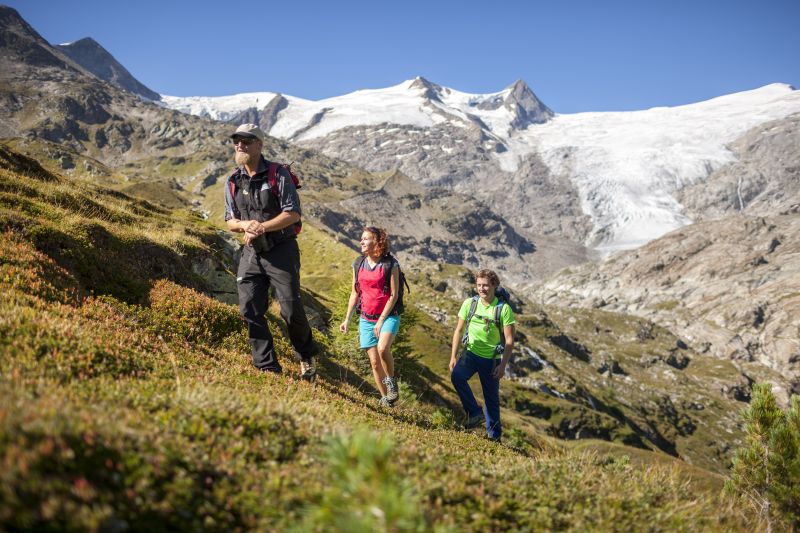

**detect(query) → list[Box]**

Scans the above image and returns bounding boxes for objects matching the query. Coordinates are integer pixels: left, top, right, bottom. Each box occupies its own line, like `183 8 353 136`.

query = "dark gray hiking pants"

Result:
237 239 317 371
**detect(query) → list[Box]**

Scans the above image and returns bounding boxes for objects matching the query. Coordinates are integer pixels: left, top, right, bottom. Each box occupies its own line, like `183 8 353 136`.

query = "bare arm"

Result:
492 324 515 379
449 318 466 372
226 218 247 233
339 268 359 334
238 212 302 245
254 211 301 233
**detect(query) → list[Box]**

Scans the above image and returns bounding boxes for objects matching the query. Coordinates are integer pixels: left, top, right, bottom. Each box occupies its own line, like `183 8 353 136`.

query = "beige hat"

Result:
229 123 265 142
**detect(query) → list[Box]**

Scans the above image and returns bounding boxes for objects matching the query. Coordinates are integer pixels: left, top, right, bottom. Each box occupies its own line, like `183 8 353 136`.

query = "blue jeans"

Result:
450 350 501 439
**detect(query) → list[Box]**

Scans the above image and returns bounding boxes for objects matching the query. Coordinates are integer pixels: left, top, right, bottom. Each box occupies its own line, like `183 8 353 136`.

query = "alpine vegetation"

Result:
726 383 800 530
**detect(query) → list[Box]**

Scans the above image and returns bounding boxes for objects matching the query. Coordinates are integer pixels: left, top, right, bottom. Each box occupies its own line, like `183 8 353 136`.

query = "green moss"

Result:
653 299 680 311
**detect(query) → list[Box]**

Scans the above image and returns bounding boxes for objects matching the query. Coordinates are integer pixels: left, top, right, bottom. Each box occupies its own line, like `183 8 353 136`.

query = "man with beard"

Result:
223 124 318 380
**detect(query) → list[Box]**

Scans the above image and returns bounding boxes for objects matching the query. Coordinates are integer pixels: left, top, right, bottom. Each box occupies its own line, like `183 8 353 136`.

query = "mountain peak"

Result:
0 4 23 23
56 38 160 100
409 76 434 89
409 76 443 102
64 36 101 48
503 79 553 128
508 79 530 93
0 5 72 71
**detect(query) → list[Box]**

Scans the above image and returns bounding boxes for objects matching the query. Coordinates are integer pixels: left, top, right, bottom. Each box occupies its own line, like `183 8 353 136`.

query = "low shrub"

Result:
0 402 247 531
146 279 242 347
300 428 429 532
151 387 306 465
0 297 156 382
429 407 457 430
0 231 79 305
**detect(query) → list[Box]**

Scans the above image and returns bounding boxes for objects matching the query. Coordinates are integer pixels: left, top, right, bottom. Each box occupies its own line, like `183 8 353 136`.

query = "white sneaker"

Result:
300 359 316 382
379 396 394 407
382 376 398 403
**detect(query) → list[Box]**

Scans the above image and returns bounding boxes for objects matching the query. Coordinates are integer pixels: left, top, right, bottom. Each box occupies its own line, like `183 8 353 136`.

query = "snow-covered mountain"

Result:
160 77 552 140
161 78 800 254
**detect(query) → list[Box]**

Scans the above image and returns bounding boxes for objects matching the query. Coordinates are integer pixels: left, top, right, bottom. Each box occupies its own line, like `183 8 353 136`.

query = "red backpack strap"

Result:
227 168 238 197
267 162 303 235
267 162 281 197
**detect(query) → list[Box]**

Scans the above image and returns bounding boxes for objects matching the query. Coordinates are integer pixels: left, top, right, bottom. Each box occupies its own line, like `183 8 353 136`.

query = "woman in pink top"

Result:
339 227 401 406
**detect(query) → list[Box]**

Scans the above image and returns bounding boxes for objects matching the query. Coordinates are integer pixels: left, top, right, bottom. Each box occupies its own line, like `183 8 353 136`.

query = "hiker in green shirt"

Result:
449 269 515 442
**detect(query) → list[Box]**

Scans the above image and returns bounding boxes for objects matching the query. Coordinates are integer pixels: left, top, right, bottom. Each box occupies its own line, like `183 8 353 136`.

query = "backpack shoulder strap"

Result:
379 254 398 294
465 296 480 325
461 296 480 347
354 255 367 294
227 168 241 197
493 299 505 328
494 299 507 354
267 162 281 197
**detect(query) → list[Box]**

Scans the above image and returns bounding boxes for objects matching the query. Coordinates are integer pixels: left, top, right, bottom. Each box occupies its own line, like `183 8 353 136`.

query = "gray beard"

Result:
235 152 258 167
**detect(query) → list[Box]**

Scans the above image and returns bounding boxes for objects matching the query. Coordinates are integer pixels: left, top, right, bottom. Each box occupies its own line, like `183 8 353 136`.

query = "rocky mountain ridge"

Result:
163 73 800 261
56 37 161 101
0 5 549 281
534 212 800 402
677 112 800 219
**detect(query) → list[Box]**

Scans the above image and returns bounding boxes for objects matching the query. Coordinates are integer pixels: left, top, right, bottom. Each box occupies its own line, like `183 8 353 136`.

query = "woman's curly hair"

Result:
363 226 390 258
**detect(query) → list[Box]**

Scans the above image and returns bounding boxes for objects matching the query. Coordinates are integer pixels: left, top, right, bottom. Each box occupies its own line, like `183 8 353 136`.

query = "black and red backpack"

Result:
228 161 303 235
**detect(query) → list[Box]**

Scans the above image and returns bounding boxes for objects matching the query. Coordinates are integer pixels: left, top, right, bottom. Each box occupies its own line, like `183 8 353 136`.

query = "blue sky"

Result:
6 0 799 113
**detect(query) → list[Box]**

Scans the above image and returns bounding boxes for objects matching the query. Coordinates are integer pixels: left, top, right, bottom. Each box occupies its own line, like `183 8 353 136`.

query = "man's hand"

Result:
492 360 507 379
244 220 264 235
339 321 349 334
242 221 264 245
449 356 458 373
243 230 260 245
373 318 384 337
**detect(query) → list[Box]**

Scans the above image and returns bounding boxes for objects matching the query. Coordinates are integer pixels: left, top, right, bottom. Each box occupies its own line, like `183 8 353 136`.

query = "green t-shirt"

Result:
458 296 515 359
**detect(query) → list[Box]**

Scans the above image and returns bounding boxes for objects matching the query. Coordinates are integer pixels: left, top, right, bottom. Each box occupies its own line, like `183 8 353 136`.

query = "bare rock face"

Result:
504 79 554 128
229 94 289 132
300 122 594 279
678 112 800 218
0 6 73 71
56 38 161 101
535 214 800 393
306 169 545 286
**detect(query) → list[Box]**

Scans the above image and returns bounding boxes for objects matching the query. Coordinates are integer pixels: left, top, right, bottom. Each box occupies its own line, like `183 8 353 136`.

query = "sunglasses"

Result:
232 137 257 146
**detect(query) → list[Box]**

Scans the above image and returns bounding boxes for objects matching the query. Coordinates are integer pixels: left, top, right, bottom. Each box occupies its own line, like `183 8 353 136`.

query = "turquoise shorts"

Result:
359 315 400 349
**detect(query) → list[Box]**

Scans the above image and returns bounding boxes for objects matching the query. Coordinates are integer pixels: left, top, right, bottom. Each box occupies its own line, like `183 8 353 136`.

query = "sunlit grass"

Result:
0 145 758 530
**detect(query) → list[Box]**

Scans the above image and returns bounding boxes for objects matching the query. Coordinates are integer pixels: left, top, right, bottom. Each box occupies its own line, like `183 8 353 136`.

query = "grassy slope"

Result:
0 146 756 530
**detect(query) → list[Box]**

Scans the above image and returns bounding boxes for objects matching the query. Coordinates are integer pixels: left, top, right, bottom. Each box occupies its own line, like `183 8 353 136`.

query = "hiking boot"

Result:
382 376 398 403
300 359 316 382
464 414 484 430
379 396 394 407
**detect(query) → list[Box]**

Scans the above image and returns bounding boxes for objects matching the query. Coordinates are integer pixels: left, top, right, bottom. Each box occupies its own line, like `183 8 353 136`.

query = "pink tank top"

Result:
355 257 393 319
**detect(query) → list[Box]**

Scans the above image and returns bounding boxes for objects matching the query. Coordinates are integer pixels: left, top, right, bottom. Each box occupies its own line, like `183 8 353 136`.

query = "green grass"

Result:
0 145 759 530
653 299 680 311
